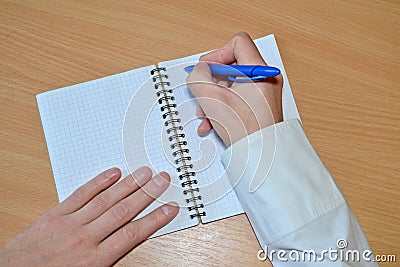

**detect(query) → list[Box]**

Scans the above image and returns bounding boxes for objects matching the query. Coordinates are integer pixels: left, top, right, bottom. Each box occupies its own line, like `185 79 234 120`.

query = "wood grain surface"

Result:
1 1 399 266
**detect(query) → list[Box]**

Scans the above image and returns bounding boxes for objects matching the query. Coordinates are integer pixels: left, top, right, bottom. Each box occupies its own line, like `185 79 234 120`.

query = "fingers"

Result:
74 167 152 224
200 32 266 65
57 168 122 214
187 32 267 99
187 62 224 100
186 61 214 92
98 202 179 266
198 119 213 136
88 172 171 240
196 105 213 135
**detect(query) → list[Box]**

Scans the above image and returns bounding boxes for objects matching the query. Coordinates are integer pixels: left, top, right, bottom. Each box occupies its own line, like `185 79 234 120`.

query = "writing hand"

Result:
187 32 283 146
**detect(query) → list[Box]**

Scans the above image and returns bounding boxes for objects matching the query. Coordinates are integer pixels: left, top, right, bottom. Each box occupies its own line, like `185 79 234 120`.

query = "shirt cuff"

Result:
221 119 346 246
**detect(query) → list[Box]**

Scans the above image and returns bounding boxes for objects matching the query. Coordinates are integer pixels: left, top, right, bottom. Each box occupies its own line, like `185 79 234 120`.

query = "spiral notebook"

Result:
36 34 300 237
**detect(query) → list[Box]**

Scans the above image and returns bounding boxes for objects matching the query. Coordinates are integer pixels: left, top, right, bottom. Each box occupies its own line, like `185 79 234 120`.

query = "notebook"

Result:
36 34 300 237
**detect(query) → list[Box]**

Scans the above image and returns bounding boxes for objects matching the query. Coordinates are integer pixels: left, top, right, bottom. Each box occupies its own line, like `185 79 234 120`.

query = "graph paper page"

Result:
37 65 197 237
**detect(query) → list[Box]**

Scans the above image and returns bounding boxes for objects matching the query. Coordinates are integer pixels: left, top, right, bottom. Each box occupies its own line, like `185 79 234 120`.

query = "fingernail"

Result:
134 166 151 183
161 205 172 216
153 174 167 187
106 168 119 179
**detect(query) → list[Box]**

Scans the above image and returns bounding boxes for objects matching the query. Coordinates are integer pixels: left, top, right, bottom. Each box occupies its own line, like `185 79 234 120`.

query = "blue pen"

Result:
184 64 280 82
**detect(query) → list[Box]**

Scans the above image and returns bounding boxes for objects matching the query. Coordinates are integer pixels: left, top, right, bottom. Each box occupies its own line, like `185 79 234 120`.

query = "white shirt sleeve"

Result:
221 119 377 266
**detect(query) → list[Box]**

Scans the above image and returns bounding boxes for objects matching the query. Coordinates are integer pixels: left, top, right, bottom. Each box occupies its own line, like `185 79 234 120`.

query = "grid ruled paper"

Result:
37 65 197 237
37 67 155 201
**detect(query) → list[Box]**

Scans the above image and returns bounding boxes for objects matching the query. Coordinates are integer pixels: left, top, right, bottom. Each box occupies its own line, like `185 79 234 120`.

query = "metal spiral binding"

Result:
164 118 181 127
150 67 206 221
186 195 201 203
173 149 188 157
183 188 199 195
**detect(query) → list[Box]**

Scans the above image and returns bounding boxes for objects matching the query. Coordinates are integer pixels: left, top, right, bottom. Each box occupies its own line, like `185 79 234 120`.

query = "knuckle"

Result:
123 173 138 189
61 213 78 226
36 212 56 231
73 233 87 248
268 74 284 88
111 202 130 221
92 194 109 210
121 176 133 189
64 230 87 251
235 31 251 40
216 51 225 63
277 74 284 85
69 189 85 204
199 54 209 62
186 72 195 84
121 223 139 243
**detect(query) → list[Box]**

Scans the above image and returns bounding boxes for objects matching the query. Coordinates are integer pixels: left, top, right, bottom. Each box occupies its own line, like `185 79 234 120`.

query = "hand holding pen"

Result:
186 32 284 146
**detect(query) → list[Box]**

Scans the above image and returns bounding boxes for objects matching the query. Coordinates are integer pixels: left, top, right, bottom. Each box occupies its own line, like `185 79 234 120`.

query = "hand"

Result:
0 167 179 266
187 32 283 147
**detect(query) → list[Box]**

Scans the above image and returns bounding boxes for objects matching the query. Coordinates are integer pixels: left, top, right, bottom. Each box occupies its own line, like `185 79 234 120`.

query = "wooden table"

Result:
1 1 399 266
